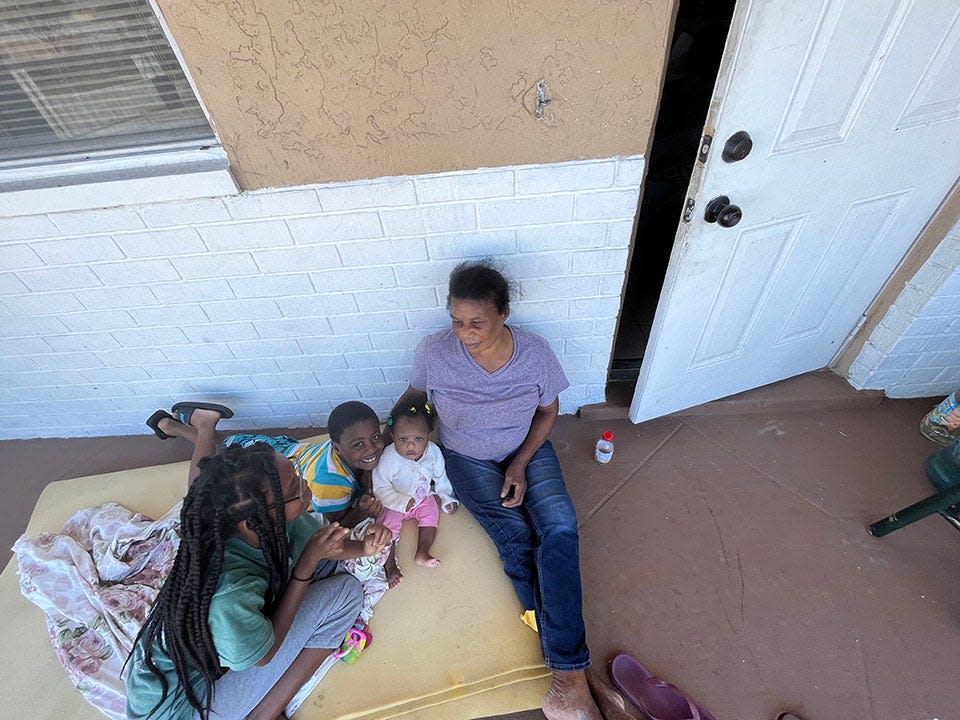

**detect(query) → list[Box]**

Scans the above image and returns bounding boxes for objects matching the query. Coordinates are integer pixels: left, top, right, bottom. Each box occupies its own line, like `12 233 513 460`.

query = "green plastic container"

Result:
926 436 960 492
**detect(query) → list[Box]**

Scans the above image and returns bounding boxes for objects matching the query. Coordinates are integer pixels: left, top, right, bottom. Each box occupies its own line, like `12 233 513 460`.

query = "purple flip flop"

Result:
609 653 716 720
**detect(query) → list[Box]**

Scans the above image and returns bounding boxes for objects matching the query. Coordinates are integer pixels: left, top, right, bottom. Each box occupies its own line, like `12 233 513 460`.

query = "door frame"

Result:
832 178 960 376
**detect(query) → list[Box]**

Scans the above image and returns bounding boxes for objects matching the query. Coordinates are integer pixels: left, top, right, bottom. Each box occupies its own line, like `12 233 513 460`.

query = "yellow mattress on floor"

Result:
0 444 550 720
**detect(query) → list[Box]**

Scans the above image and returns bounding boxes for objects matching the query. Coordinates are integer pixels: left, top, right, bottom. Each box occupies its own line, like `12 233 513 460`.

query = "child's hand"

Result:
444 502 458 514
405 498 416 512
356 493 383 519
362 523 392 556
301 523 350 565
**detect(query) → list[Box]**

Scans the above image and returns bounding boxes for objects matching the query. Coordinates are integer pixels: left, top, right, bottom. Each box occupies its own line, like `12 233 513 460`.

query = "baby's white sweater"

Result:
372 442 457 513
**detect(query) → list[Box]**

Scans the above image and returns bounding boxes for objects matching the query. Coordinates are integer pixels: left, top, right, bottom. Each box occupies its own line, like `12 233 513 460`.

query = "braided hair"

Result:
129 442 291 719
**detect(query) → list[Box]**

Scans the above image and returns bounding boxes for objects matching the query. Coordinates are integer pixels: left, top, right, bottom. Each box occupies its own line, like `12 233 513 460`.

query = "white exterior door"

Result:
631 0 960 422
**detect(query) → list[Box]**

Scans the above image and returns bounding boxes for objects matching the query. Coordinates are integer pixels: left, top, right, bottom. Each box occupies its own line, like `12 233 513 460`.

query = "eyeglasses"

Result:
267 494 302 512
267 474 306 512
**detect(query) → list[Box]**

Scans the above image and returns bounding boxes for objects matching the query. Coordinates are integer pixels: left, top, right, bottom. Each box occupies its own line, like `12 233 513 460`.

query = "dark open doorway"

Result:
610 0 737 385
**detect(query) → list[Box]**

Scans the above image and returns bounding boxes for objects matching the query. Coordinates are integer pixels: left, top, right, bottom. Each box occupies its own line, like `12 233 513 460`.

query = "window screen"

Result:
0 0 215 162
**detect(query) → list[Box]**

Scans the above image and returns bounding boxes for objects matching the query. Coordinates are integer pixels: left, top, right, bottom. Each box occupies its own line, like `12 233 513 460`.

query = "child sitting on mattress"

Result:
374 399 458 587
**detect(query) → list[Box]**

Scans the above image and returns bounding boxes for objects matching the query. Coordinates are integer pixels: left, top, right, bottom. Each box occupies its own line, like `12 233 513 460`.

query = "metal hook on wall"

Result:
535 79 551 119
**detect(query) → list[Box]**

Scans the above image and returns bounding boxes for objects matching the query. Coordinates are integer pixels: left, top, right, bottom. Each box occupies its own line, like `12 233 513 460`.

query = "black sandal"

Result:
145 410 176 440
170 401 235 426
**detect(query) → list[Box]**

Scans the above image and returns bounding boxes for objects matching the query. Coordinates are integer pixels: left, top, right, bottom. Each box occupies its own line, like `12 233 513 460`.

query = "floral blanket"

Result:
13 502 182 720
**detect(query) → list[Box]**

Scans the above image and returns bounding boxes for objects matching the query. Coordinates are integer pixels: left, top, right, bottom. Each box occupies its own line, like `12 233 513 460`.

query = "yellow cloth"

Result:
0 437 550 720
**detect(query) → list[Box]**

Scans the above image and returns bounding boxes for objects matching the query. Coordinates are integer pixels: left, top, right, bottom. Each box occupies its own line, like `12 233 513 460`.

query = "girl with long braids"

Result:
146 400 392 624
126 405 391 720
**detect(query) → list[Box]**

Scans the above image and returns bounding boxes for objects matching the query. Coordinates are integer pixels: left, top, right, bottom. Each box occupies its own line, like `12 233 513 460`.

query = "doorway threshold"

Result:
608 359 642 383
580 371 888 423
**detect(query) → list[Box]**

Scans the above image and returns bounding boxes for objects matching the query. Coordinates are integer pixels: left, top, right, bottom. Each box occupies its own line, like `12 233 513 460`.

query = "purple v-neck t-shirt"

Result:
410 326 569 461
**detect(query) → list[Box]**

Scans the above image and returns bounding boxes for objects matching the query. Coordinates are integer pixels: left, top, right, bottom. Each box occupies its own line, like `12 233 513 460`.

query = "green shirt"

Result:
125 514 319 720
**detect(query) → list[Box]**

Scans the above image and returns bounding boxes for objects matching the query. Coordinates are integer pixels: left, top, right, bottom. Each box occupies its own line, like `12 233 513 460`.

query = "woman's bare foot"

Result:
414 552 440 568
542 669 603 720
585 668 643 719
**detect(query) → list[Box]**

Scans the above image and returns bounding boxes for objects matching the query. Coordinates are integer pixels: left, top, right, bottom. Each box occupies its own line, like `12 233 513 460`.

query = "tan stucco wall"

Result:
157 0 675 190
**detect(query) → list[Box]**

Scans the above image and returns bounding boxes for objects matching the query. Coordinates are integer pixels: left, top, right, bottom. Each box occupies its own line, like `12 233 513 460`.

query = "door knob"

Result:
721 131 753 162
704 195 742 227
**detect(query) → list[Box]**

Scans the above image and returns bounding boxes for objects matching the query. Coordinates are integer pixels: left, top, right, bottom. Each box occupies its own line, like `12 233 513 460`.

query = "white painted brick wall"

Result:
849 222 960 398
0 156 642 438
414 170 514 203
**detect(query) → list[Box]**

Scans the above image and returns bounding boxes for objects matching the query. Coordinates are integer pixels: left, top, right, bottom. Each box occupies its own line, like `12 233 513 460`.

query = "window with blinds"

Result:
0 0 215 163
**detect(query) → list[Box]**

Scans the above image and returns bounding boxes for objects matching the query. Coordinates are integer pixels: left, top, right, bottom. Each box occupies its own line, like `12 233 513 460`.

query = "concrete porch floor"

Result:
2 376 958 720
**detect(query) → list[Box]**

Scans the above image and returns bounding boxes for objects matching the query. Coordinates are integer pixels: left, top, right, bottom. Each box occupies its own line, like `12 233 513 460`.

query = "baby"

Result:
373 399 457 586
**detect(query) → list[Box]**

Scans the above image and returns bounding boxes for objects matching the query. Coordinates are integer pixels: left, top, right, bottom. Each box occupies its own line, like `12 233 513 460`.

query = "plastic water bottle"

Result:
595 430 614 464
921 390 960 446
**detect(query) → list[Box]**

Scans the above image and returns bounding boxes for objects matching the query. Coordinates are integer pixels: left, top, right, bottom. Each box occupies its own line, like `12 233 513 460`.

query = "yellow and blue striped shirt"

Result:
222 434 359 514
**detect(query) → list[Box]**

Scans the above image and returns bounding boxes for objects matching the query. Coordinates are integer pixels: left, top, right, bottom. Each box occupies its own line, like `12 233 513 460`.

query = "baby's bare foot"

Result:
414 553 440 568
543 670 603 720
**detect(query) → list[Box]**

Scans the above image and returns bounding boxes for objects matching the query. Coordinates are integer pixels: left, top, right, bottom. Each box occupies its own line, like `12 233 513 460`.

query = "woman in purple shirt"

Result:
401 260 601 720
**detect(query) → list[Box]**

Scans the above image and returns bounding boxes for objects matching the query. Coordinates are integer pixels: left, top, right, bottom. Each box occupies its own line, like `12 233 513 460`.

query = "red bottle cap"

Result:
602 431 614 441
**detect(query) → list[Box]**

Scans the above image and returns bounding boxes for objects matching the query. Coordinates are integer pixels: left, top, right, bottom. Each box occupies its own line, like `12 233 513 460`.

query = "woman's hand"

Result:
405 497 416 512
356 493 383 519
499 400 558 509
444 501 459 514
362 523 392 556
501 458 528 508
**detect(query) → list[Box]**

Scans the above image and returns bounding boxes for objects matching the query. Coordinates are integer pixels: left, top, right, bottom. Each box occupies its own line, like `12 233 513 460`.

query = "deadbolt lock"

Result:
721 131 753 162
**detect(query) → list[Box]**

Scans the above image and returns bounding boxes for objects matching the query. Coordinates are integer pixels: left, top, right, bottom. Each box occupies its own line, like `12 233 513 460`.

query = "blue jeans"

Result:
441 440 590 671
